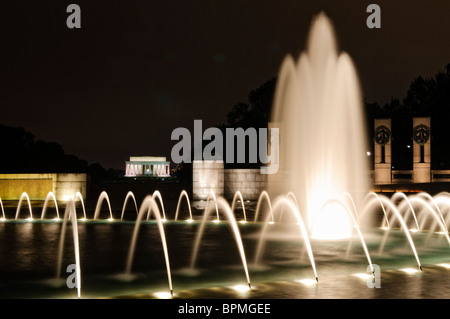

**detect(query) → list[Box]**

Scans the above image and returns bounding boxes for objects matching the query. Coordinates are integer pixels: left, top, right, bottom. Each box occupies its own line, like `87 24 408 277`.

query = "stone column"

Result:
374 119 392 184
413 117 431 183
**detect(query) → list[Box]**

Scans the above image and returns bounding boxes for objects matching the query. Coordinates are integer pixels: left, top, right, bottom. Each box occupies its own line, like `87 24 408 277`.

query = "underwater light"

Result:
353 273 373 280
231 284 251 293
437 263 450 269
154 291 172 299
400 268 419 274
296 279 317 286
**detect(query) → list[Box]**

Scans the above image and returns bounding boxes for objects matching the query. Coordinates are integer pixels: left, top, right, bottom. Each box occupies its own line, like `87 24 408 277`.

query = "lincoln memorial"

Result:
124 156 171 177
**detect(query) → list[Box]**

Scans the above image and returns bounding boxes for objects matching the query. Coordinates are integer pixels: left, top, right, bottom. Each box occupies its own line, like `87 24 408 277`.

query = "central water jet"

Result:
268 12 370 239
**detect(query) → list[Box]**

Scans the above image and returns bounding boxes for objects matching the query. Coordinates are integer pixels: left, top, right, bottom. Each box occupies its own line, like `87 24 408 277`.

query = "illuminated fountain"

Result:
120 191 138 220
189 197 252 289
93 191 114 221
147 190 167 222
268 12 369 240
0 13 450 299
0 197 5 220
124 195 173 296
41 192 60 220
231 191 248 223
55 200 82 298
174 189 193 222
0 188 449 298
15 192 33 220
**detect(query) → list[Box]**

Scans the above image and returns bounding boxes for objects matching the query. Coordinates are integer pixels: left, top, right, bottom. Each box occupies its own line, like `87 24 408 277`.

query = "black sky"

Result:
2 0 450 170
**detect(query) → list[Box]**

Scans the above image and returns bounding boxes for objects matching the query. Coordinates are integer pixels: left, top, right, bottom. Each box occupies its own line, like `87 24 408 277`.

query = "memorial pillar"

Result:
413 117 431 183
374 119 392 184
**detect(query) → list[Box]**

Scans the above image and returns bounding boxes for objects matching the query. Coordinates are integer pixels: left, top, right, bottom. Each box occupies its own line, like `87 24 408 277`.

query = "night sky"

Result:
2 0 450 170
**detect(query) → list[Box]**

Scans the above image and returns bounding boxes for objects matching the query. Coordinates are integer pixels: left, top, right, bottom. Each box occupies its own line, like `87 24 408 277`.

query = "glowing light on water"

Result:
186 218 194 223
212 219 220 223
154 291 172 299
353 273 373 280
400 268 420 274
437 263 450 269
296 279 318 286
108 218 114 222
231 284 251 293
310 201 352 240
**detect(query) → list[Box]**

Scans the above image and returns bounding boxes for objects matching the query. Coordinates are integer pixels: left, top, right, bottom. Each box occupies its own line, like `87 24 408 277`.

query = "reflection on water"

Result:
0 220 449 298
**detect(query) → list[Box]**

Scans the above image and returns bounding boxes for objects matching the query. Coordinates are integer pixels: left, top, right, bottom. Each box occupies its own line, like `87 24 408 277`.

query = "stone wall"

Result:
192 161 267 201
224 169 267 200
192 160 224 200
53 173 87 201
0 173 87 201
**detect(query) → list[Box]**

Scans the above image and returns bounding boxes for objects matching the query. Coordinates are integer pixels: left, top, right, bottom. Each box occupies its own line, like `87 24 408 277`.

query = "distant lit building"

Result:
124 156 170 177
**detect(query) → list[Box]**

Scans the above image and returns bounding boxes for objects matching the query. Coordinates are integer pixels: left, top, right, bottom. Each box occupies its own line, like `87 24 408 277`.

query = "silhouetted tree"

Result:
225 78 277 129
0 124 120 180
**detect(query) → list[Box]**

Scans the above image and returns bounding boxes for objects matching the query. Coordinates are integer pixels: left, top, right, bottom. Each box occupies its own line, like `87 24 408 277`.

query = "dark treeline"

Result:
0 124 118 182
